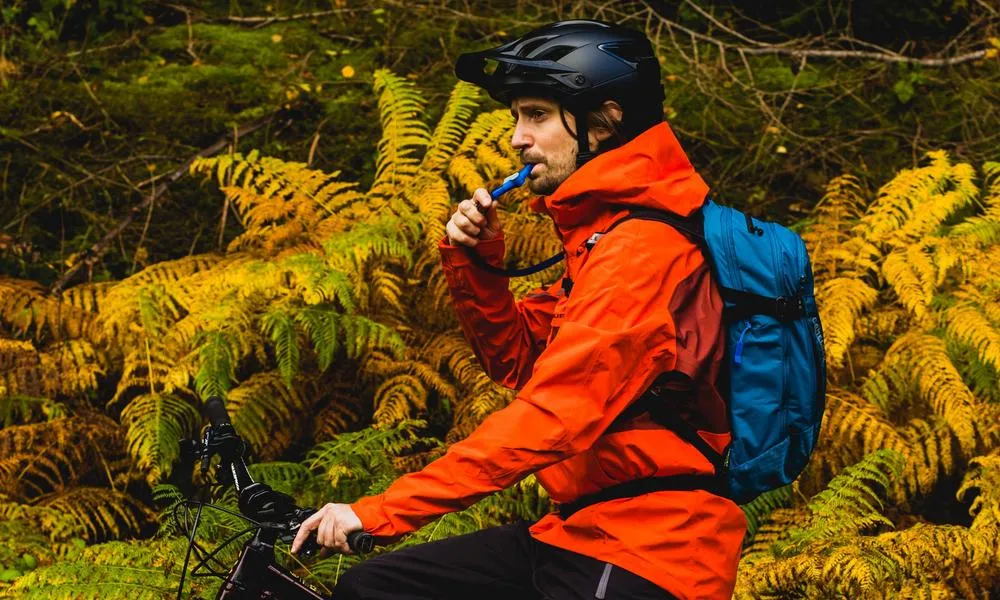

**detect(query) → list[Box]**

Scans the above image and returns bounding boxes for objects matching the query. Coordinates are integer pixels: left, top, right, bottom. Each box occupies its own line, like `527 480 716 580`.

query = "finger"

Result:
458 199 487 226
334 527 351 555
472 188 493 215
454 212 481 236
446 222 478 247
318 512 337 549
484 202 500 231
291 510 324 554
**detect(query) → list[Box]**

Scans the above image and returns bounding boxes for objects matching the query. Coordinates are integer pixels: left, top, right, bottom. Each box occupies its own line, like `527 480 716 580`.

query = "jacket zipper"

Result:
595 563 613 599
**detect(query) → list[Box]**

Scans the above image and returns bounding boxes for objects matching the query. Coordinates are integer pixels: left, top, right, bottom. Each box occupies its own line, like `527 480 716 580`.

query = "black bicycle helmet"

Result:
455 19 665 168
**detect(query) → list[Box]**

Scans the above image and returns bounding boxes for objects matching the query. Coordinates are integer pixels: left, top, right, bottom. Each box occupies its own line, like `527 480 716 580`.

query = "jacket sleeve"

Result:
437 234 561 390
352 223 700 538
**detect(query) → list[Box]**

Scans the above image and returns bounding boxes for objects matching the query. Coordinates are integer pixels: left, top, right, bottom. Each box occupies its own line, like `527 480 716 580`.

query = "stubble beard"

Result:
527 148 577 196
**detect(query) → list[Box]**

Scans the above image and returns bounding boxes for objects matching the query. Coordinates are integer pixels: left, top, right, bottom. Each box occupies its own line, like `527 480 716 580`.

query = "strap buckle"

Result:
774 295 805 321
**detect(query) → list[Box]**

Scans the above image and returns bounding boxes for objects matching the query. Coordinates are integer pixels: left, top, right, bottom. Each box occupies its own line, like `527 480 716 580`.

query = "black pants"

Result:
331 520 676 600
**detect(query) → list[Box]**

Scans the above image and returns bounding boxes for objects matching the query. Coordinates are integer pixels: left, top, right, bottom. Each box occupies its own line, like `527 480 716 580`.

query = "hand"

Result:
445 188 503 247
290 503 363 556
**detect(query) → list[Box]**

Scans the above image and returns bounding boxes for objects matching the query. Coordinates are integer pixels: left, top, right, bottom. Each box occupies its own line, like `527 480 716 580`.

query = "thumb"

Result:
485 202 500 230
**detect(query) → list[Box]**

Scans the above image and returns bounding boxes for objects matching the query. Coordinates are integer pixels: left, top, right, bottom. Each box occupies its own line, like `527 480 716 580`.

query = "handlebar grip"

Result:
347 531 374 554
203 396 232 427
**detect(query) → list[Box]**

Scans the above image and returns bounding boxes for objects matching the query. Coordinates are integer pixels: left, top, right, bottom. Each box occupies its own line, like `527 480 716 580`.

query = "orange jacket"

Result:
351 122 746 599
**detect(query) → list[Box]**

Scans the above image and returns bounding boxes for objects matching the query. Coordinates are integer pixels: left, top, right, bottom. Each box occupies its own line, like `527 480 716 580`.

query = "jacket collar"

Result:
528 121 709 253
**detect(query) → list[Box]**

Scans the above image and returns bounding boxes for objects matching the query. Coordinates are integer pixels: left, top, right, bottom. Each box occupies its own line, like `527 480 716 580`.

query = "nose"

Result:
511 119 532 151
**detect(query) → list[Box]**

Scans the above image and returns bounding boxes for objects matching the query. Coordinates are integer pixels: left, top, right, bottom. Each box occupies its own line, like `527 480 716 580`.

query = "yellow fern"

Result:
885 333 979 455
816 277 879 370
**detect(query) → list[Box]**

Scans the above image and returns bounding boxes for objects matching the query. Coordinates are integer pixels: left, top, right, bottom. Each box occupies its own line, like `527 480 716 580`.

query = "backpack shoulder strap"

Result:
591 208 706 249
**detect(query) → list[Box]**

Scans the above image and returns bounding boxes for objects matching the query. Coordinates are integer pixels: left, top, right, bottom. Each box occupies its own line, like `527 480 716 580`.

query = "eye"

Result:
530 110 546 120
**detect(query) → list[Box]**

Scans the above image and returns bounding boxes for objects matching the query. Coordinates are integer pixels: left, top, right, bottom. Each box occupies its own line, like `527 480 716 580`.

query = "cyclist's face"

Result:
509 97 581 196
510 97 617 196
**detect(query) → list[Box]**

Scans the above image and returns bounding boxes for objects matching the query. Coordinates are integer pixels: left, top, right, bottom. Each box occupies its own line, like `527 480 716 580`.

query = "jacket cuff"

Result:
350 493 391 537
439 235 506 269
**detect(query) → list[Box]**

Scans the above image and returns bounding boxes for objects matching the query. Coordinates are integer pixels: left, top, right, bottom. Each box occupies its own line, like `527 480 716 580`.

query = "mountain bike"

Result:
171 397 373 599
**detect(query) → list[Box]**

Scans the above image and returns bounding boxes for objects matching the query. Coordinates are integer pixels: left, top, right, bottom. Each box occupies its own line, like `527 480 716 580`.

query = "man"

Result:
292 20 746 599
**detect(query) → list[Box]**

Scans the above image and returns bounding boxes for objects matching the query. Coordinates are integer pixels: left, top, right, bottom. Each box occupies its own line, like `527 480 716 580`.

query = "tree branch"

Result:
50 110 283 294
641 1 993 67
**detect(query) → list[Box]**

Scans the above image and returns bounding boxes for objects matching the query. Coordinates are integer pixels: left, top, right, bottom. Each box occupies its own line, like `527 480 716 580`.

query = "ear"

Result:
589 100 623 144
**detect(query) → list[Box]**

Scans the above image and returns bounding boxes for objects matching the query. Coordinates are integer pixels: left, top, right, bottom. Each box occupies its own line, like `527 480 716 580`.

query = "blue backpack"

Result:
562 198 826 509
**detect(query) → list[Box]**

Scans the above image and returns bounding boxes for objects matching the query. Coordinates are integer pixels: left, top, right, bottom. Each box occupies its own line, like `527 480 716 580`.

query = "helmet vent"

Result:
599 41 648 65
516 36 555 57
538 45 575 62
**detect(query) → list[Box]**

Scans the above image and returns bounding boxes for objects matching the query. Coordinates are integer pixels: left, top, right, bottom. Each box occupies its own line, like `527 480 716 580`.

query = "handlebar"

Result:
198 396 374 556
175 396 376 599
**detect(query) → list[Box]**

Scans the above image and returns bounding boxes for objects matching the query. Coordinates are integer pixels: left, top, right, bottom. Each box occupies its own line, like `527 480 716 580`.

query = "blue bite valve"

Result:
476 164 534 214
491 163 535 200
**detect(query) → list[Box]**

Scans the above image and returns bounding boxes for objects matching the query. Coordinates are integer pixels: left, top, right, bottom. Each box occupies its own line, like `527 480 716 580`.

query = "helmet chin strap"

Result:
572 107 595 169
558 104 596 169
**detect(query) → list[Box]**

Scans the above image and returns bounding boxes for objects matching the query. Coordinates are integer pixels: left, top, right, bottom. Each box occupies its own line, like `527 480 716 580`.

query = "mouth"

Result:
529 163 543 177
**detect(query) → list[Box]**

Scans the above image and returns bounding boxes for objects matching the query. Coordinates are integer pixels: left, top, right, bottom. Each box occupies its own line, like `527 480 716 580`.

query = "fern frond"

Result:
0 394 65 427
31 487 154 543
280 251 355 309
409 177 452 248
957 453 1000 531
446 110 514 196
57 281 115 314
1 537 208 599
886 333 980 454
38 339 105 398
339 315 405 361
0 414 124 500
0 338 44 398
859 150 970 245
420 80 482 174
303 419 431 500
876 522 997 598
261 309 302 385
372 68 430 189
120 393 200 485
951 161 1000 246
372 374 428 425
775 449 903 557
944 303 1000 373
816 277 879 370
741 485 794 543
883 245 936 323
224 370 310 460
0 278 95 341
193 329 238 401
803 173 867 282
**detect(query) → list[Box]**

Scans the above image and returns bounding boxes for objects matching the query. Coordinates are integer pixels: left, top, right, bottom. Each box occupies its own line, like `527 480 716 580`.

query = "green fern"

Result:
120 393 200 485
741 485 794 543
260 309 301 385
775 449 904 557
303 420 432 502
194 329 237 401
293 306 340 371
0 537 210 599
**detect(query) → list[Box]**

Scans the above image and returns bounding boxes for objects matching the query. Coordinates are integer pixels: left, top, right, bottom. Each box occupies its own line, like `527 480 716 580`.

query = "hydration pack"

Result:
568 198 827 506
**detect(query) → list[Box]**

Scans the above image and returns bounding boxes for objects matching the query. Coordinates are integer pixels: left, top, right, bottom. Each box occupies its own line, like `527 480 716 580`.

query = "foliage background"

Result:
0 0 998 598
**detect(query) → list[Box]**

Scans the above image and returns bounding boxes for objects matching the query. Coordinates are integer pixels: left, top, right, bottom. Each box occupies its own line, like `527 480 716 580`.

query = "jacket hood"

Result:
528 121 708 248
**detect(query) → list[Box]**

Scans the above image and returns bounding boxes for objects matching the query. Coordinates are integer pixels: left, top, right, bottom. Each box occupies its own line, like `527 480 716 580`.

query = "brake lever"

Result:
279 508 375 558
279 508 322 559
